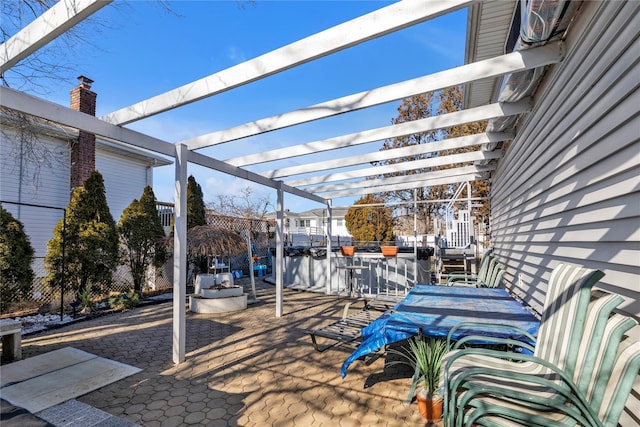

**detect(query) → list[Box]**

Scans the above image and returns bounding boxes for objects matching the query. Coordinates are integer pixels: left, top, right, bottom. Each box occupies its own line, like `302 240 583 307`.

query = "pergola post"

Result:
325 200 333 295
275 182 284 317
172 143 188 364
414 188 418 286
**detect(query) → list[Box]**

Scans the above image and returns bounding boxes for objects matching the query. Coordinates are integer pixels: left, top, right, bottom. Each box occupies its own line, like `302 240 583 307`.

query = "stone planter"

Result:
194 274 216 295
201 286 243 299
189 294 247 314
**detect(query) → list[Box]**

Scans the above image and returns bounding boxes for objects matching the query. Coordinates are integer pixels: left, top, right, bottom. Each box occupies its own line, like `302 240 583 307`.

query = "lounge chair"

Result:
306 297 392 353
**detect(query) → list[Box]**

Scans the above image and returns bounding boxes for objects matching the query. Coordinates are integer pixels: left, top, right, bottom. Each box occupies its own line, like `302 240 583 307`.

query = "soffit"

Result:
464 0 517 108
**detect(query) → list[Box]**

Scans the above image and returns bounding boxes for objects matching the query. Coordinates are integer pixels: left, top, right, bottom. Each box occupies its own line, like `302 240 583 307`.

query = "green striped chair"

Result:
459 310 639 426
480 259 505 288
442 263 606 426
446 249 493 286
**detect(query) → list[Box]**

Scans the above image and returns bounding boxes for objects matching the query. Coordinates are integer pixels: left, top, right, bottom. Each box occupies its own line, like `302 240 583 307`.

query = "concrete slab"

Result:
0 347 140 413
1 347 94 387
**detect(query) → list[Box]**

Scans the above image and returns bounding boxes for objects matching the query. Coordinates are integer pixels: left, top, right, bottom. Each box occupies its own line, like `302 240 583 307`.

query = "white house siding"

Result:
95 146 153 222
489 3 639 423
0 129 70 257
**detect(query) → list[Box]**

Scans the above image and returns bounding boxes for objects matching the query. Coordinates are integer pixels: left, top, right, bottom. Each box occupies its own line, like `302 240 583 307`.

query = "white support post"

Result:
414 188 418 288
326 200 333 295
275 183 284 317
172 144 188 364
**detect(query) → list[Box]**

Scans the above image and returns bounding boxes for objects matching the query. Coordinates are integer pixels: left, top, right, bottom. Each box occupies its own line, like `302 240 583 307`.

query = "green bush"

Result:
107 289 140 310
0 206 35 312
44 171 119 300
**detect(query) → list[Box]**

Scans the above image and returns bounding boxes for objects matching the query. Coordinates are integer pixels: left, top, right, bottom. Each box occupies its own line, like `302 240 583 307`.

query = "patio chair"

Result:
448 258 505 289
449 302 639 426
440 264 636 426
446 249 493 286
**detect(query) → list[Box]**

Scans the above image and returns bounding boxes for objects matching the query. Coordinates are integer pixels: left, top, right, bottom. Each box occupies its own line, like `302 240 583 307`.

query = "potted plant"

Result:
389 336 448 422
381 245 398 257
340 246 356 256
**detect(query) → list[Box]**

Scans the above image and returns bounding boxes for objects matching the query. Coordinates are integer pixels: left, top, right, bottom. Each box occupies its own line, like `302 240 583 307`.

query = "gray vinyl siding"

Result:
491 0 639 317
489 3 639 424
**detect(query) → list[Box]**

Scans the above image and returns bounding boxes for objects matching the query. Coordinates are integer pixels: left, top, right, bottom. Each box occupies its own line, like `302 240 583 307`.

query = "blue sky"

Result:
36 1 468 212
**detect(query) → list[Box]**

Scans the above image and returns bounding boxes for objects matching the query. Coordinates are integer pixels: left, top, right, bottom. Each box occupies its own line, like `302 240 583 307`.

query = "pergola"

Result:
0 0 566 363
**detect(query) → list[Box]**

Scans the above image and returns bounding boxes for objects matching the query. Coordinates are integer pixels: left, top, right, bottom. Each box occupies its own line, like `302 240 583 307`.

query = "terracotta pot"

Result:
340 246 355 256
381 246 398 257
416 392 443 422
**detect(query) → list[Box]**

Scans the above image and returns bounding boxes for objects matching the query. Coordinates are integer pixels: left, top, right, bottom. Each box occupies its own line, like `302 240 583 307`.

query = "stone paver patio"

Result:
17 280 439 426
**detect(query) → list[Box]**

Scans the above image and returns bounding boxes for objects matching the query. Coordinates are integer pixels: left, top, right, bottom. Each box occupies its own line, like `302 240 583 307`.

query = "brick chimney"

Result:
70 75 97 190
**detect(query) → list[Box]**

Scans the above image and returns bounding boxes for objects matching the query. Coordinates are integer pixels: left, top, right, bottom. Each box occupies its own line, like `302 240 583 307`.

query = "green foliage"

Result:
186 175 208 274
44 171 119 300
107 289 140 310
388 337 448 399
187 175 207 229
119 186 168 296
344 195 394 244
0 206 35 312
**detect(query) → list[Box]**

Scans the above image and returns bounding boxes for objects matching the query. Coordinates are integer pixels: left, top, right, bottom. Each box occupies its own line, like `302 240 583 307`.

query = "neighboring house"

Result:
0 77 171 262
267 207 352 246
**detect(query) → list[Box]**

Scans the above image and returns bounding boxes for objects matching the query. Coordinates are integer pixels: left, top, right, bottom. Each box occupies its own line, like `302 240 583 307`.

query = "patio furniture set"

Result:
307 257 640 426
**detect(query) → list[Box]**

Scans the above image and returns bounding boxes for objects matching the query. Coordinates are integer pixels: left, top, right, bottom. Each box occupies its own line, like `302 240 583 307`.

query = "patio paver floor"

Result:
13 280 441 426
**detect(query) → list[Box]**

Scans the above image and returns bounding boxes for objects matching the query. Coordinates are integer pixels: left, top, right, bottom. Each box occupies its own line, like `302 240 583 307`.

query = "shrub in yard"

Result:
0 206 35 312
108 289 140 309
45 171 119 300
119 186 167 297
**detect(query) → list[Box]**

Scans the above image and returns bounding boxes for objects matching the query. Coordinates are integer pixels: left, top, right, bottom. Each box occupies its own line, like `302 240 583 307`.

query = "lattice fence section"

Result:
3 207 275 315
205 212 275 274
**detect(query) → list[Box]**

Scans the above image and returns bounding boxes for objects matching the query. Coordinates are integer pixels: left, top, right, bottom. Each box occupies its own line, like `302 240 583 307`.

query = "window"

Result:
298 219 311 227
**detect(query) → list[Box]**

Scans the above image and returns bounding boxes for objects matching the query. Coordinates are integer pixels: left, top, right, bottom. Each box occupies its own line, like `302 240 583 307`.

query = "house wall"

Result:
1 128 156 256
96 147 153 221
0 129 70 257
489 3 639 423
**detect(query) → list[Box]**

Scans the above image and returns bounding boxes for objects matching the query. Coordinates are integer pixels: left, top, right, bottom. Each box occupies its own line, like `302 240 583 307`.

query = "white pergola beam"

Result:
186 150 326 204
261 99 532 178
0 85 325 205
254 131 508 182
102 0 473 126
0 0 112 73
280 131 509 174
306 164 495 193
182 41 563 150
322 173 488 200
284 150 503 186
0 85 174 157
226 101 518 167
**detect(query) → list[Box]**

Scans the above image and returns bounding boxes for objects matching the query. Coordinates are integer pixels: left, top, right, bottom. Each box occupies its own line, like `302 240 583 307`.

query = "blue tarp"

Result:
341 285 540 377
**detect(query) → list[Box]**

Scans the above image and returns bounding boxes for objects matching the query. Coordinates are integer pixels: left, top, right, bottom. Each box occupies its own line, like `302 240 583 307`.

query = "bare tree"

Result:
1 1 177 189
208 186 272 221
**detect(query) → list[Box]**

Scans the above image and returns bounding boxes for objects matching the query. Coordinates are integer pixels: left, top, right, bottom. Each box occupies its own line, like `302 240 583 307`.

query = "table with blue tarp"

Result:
341 284 540 377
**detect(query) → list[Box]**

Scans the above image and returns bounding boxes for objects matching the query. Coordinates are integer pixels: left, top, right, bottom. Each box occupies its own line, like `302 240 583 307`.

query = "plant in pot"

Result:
389 336 448 422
